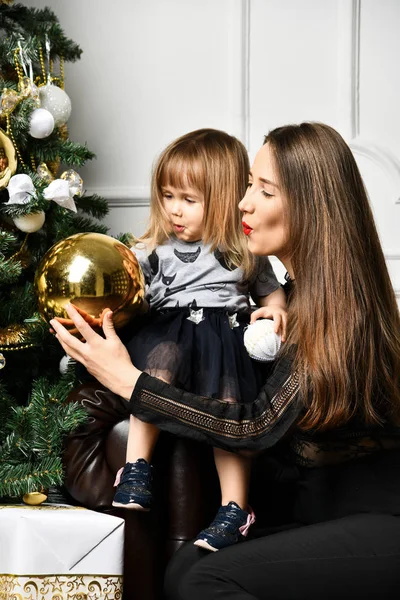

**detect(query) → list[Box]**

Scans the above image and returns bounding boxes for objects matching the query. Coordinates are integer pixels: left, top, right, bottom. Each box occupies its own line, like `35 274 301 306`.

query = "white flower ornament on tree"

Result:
6 174 37 205
43 169 83 212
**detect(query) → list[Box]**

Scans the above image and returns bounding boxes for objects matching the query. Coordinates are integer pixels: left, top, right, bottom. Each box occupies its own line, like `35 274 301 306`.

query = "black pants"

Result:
164 513 400 599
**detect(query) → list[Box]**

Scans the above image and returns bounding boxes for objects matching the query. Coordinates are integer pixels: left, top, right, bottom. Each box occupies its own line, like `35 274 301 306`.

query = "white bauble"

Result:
39 84 72 127
13 211 45 232
59 354 74 375
244 319 282 362
29 108 55 139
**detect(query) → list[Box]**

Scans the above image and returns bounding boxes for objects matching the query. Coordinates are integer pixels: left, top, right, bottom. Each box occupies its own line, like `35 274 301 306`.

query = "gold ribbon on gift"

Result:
0 574 123 600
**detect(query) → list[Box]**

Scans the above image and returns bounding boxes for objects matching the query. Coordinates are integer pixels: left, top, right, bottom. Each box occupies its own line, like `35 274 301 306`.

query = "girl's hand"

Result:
50 303 141 400
250 306 287 342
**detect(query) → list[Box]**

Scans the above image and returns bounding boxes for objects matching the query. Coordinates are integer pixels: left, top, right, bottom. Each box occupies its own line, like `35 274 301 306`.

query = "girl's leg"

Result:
126 415 160 463
193 450 253 551
165 513 400 600
213 447 251 509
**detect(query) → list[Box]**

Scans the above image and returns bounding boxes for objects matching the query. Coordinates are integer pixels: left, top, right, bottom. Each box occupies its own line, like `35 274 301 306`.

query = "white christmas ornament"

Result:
29 107 54 139
6 174 37 205
59 354 74 375
244 319 282 362
13 211 45 233
39 83 71 127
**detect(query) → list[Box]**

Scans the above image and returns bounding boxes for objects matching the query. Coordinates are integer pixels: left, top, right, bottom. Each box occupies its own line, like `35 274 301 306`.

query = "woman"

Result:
52 123 400 599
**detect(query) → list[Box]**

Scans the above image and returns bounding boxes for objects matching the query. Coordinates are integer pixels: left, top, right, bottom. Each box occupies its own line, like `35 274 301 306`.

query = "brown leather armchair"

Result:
63 382 296 600
63 382 221 600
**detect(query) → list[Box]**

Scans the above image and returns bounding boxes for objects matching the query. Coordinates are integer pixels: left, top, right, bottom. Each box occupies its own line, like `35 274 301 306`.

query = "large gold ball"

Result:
34 233 145 330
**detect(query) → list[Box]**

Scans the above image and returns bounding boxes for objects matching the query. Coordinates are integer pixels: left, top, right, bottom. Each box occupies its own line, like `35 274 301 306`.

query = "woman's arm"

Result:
51 304 302 453
130 355 301 452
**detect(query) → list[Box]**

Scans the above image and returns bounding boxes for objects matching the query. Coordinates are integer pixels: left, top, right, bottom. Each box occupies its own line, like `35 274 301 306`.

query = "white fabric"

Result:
0 505 124 575
5 174 37 205
43 179 77 212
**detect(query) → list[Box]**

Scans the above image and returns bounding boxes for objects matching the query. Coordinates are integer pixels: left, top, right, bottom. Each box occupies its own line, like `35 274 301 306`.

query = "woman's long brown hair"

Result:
138 128 254 275
266 122 400 430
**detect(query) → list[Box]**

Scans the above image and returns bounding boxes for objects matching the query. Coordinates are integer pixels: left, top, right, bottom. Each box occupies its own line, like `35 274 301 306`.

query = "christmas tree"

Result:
0 1 111 499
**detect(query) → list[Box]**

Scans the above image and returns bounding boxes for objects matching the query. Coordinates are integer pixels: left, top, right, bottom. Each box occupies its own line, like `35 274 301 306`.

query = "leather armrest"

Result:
63 381 130 510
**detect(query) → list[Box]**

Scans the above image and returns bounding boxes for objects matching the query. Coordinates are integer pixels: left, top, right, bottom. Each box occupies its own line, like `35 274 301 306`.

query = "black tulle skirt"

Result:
126 308 265 404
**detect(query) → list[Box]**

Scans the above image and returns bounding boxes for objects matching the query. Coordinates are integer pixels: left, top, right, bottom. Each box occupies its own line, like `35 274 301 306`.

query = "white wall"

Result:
24 0 400 294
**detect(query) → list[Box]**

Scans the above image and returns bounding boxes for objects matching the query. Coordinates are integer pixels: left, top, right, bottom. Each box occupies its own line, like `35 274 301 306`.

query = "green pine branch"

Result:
0 230 18 252
75 194 109 220
0 5 82 62
0 376 87 497
0 456 64 497
0 255 23 284
29 137 96 167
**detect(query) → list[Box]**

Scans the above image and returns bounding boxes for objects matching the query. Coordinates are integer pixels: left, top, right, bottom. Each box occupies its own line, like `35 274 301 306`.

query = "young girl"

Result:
113 128 287 551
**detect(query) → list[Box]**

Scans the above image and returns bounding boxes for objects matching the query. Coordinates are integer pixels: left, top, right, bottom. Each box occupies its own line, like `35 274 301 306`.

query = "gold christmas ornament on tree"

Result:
23 491 48 505
35 233 145 331
0 127 17 189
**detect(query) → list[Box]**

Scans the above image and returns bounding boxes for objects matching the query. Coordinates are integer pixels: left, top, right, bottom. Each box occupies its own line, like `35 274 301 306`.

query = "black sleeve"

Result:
129 355 302 452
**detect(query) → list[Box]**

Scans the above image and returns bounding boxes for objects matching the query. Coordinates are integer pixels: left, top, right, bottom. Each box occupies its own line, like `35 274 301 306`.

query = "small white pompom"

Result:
244 319 281 362
29 107 55 138
59 354 73 375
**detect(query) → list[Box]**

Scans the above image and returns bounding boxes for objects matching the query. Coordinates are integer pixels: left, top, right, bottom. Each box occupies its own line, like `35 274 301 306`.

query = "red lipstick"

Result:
242 222 252 236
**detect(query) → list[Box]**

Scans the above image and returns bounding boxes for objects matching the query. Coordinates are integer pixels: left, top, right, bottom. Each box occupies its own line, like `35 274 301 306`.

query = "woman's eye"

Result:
247 181 252 189
262 190 274 198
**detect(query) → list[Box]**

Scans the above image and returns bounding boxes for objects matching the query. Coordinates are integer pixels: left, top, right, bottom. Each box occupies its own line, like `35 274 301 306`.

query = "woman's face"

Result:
239 143 289 261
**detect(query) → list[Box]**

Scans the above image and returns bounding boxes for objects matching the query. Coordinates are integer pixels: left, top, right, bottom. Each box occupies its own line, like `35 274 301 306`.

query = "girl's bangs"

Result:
160 153 205 192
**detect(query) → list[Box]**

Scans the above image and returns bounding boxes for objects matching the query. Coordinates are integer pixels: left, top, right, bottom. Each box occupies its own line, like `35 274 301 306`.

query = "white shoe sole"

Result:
112 501 150 511
193 539 219 552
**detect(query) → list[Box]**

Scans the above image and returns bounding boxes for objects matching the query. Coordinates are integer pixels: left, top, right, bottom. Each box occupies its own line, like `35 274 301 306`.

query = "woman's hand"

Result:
50 305 110 337
50 304 141 400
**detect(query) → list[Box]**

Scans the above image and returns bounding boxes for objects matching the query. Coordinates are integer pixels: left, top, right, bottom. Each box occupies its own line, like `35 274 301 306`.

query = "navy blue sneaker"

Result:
112 459 153 511
194 501 255 552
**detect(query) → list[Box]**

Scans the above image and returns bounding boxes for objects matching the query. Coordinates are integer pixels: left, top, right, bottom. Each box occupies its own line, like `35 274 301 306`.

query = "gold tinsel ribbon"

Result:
0 324 36 351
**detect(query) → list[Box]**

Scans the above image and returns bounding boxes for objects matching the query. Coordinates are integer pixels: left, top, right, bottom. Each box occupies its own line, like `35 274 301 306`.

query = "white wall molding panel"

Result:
23 0 399 294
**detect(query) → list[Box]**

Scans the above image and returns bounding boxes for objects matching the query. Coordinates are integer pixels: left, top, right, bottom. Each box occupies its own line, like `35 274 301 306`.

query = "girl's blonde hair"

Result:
138 128 253 275
266 122 400 431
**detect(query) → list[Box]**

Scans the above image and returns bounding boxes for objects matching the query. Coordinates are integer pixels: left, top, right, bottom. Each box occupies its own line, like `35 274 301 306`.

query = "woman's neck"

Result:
280 257 294 280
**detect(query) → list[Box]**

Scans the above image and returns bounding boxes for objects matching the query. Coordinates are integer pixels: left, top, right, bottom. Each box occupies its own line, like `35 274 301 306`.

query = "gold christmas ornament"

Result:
47 157 61 177
19 76 40 104
37 162 54 184
0 88 20 115
22 491 48 505
35 233 145 331
0 127 17 189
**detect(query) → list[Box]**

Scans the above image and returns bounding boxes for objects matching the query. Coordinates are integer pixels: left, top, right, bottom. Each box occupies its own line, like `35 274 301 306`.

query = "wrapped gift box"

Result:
0 504 124 600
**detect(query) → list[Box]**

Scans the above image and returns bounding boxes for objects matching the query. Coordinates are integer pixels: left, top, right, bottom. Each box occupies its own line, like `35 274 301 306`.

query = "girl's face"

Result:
239 143 289 261
162 184 205 242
